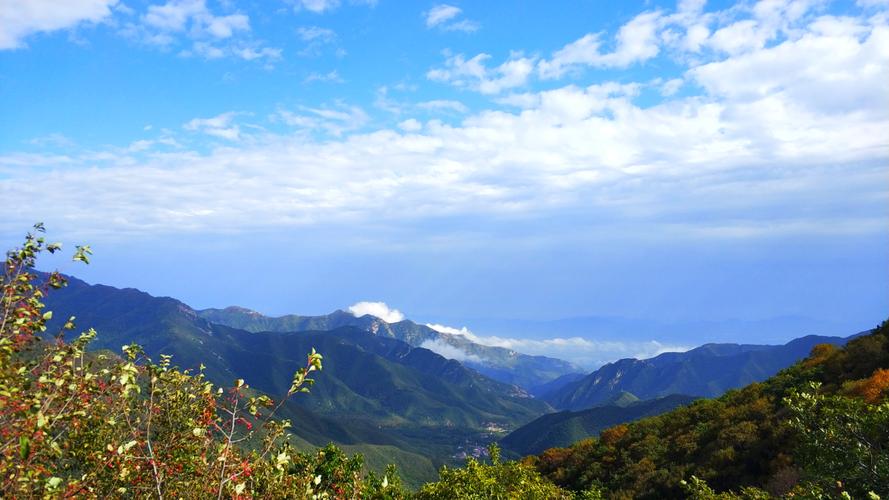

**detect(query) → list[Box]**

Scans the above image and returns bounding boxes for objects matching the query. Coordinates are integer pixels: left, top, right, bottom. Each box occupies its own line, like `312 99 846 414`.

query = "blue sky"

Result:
1 0 888 366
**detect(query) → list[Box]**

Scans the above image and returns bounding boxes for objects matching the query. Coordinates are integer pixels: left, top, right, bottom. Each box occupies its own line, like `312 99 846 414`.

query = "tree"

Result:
415 444 573 499
0 225 407 499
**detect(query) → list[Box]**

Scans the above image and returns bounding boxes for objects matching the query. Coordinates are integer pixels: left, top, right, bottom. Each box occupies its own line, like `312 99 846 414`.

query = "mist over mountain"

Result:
197 305 581 390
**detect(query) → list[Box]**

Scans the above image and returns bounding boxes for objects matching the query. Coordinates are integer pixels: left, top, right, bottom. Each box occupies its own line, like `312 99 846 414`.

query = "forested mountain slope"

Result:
528 321 889 498
40 274 552 486
544 334 850 410
501 393 696 457
198 306 580 390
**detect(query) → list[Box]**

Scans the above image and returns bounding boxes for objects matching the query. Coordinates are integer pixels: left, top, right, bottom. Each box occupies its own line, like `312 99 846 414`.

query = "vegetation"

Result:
0 226 410 498
500 394 696 457
415 444 573 500
42 271 553 487
529 319 889 498
4 225 887 499
543 337 850 411
197 307 578 391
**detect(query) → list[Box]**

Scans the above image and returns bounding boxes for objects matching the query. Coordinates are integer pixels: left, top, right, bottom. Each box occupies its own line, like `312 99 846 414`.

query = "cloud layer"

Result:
0 0 118 49
426 323 689 368
1 1 886 250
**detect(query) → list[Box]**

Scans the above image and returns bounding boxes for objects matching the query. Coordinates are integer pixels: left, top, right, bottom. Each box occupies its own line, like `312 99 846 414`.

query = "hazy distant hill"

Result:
198 306 580 390
500 393 696 456
544 335 851 410
41 275 553 486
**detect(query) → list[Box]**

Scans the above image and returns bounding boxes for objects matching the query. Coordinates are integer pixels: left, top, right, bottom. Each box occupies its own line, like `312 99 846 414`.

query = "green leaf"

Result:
19 436 30 460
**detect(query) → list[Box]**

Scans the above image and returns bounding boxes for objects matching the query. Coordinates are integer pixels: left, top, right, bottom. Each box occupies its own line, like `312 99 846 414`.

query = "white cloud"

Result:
119 0 278 62
425 4 479 32
426 323 688 368
296 26 339 56
416 99 469 113
348 301 405 323
183 112 242 140
538 11 662 78
0 0 118 50
660 78 684 96
425 5 462 28
398 119 423 132
419 339 482 362
297 26 336 42
291 0 376 14
141 0 249 39
204 14 249 39
441 19 479 33
293 0 340 13
428 52 535 94
304 70 344 83
233 46 282 61
273 103 369 136
2 4 887 246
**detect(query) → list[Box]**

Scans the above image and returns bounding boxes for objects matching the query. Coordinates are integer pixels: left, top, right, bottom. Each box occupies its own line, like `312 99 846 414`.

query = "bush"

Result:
415 444 572 499
0 225 408 499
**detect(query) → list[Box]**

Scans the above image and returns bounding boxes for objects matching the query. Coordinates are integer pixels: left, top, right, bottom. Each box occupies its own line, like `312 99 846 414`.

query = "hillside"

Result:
544 334 850 410
198 306 580 390
40 275 552 486
500 394 696 457
528 321 889 498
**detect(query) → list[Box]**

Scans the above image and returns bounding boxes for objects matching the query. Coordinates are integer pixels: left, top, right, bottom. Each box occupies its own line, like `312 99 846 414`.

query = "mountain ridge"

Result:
543 333 852 411
198 305 581 390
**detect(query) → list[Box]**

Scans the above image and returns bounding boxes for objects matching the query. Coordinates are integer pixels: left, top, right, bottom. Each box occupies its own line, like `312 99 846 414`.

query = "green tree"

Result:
785 383 889 498
415 444 572 499
0 225 407 499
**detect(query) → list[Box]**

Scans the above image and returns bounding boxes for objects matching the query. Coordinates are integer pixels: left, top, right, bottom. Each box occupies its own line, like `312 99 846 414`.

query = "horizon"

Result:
2 0 888 367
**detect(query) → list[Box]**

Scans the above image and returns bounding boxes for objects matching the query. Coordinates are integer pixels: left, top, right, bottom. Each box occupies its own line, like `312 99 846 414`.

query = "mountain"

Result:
544 334 851 411
526 372 586 398
530 321 889 498
500 394 696 457
198 306 580 390
40 275 552 487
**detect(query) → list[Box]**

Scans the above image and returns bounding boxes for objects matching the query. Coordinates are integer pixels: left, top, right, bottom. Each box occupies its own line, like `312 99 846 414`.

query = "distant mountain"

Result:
543 335 851 411
526 372 586 398
198 306 580 390
41 275 553 487
500 394 696 457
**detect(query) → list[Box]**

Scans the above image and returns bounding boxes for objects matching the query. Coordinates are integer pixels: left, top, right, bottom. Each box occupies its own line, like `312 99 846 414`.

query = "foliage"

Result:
785 383 888 498
680 476 770 500
0 225 408 499
530 321 889 499
499 394 695 457
415 444 573 499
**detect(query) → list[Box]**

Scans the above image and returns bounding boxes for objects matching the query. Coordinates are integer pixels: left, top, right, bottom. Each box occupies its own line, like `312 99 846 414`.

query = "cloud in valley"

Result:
427 323 689 368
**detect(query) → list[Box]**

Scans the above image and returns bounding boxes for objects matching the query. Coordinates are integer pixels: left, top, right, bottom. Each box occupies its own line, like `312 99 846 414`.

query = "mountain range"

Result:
41 275 552 486
198 306 580 391
543 334 852 411
38 272 858 486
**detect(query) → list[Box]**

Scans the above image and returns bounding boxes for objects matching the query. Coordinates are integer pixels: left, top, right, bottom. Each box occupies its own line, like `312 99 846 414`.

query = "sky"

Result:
1 0 888 366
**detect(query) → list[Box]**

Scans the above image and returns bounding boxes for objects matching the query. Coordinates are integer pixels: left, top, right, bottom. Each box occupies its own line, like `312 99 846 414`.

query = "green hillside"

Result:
528 320 889 498
41 274 551 487
544 334 850 410
501 394 696 457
